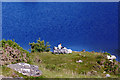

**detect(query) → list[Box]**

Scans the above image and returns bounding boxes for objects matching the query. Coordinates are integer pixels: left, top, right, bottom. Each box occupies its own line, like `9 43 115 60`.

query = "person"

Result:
58 43 62 49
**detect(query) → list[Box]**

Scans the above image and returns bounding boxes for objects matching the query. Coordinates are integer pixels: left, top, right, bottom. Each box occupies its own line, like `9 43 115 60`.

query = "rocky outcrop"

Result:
7 63 42 77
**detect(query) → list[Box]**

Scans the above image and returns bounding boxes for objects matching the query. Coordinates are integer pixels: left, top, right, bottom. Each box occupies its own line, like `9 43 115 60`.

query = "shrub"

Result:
96 55 104 59
0 39 30 65
104 52 111 56
29 38 51 53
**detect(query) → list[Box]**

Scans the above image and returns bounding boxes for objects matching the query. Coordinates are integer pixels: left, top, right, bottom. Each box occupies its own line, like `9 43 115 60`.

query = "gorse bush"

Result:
29 38 51 53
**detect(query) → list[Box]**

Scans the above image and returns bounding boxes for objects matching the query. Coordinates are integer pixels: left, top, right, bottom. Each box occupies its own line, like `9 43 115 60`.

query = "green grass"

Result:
1 51 119 78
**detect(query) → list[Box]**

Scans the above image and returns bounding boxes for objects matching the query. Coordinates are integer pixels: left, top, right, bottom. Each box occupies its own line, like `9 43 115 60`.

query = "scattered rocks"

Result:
7 63 42 77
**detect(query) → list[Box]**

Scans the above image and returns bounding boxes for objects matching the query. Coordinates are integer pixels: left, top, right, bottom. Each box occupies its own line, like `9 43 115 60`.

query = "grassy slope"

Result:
28 51 118 78
1 51 119 78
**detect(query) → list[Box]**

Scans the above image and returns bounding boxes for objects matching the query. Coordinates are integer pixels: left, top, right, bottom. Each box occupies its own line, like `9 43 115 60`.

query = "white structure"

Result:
53 44 72 54
107 55 116 60
107 55 116 62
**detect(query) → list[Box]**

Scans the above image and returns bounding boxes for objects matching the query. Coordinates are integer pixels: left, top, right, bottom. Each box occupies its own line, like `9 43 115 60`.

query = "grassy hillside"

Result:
0 39 120 78
1 51 120 78
28 51 120 78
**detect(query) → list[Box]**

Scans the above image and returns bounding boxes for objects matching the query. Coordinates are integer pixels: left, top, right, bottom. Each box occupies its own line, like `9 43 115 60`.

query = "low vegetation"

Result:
0 39 120 78
0 39 31 65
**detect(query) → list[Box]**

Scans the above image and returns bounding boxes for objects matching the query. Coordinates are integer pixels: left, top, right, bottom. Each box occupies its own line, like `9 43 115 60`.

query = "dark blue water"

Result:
2 2 119 61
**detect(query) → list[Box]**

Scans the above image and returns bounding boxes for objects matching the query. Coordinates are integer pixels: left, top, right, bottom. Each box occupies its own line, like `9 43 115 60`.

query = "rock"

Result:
87 72 91 76
87 71 97 76
0 75 14 79
106 74 110 77
11 72 18 77
7 63 42 77
0 61 5 66
23 63 30 68
76 60 83 63
103 71 106 73
90 71 97 75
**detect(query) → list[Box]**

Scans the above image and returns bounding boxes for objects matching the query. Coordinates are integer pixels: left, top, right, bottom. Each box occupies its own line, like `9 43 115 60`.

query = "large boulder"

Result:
7 63 42 77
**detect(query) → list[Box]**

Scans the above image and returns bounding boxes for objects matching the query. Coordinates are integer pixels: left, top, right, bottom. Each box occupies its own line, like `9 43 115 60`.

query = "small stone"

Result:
106 74 110 77
76 60 83 63
103 71 106 73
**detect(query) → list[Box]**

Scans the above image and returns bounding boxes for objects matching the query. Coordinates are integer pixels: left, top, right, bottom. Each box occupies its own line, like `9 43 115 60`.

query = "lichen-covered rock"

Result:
7 63 42 77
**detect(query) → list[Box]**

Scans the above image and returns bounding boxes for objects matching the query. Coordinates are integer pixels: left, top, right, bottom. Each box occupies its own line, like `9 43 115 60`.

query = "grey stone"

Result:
7 63 42 77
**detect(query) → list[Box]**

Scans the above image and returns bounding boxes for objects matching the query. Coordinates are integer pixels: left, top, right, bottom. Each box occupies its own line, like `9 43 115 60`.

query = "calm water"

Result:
2 2 119 61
